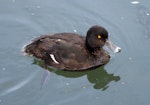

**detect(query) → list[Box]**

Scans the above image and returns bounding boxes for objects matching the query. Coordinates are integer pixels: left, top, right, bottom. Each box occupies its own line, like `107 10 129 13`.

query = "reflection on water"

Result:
33 59 120 90
137 5 150 37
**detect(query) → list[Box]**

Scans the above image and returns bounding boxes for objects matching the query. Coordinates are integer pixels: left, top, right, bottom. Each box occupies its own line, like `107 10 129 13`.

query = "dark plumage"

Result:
24 25 121 70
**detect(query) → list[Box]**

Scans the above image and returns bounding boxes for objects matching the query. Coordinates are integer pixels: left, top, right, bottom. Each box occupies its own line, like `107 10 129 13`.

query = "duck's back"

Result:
25 33 96 70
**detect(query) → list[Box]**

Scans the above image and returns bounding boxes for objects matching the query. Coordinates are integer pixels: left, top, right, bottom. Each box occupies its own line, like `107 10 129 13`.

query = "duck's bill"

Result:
105 39 121 53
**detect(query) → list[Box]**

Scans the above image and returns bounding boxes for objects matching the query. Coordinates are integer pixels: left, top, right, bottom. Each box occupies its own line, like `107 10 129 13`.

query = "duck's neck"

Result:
85 41 102 56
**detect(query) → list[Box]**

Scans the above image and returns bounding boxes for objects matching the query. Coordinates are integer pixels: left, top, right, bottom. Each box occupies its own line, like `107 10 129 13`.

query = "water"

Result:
0 0 150 105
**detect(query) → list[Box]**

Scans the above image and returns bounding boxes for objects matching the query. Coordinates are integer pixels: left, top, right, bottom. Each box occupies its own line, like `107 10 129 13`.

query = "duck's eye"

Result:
97 35 101 39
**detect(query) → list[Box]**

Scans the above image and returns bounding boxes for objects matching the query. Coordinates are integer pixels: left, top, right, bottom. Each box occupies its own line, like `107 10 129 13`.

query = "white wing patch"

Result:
49 54 59 64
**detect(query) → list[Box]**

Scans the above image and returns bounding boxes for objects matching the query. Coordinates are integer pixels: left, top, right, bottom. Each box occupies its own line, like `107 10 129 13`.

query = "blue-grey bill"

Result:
105 39 121 53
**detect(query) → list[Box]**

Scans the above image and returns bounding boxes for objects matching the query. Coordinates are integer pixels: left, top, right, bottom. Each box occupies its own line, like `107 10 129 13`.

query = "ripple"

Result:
0 73 35 96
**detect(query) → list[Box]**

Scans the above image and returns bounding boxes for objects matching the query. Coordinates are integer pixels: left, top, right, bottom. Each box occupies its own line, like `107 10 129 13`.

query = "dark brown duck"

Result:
24 25 121 70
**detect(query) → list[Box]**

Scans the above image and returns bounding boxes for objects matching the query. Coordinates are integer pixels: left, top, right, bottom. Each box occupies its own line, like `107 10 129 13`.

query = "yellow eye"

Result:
97 35 101 39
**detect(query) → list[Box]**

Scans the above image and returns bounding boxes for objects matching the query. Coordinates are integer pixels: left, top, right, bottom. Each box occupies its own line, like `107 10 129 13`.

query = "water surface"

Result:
0 0 150 105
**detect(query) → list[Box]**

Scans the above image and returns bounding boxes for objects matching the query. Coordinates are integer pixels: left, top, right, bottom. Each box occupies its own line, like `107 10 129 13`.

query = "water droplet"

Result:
66 83 69 85
128 57 132 60
2 67 6 71
121 17 125 20
82 86 86 89
37 5 41 9
73 29 77 33
145 35 148 39
131 1 139 4
146 13 150 16
12 0 15 3
121 82 125 85
31 13 35 15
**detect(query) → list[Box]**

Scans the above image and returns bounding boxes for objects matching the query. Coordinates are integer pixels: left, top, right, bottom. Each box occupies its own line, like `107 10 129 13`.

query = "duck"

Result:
24 25 121 71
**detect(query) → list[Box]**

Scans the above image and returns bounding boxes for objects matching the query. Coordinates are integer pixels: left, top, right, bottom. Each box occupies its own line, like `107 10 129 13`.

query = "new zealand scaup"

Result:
24 25 121 70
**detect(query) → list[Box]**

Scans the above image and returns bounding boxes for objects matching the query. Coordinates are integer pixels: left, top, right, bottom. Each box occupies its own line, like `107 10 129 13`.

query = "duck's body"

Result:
24 26 121 70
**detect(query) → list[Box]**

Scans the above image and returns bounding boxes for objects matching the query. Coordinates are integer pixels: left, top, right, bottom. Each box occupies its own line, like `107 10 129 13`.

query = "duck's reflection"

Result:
33 59 120 90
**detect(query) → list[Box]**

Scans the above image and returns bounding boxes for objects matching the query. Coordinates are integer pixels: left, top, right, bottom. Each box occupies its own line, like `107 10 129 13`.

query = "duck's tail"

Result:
23 39 45 59
24 42 36 56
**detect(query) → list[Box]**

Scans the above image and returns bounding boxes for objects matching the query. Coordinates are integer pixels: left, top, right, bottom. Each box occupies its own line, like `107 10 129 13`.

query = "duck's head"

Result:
86 25 121 53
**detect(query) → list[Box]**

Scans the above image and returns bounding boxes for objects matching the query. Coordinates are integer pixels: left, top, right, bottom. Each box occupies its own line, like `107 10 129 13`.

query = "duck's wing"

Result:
24 33 90 70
